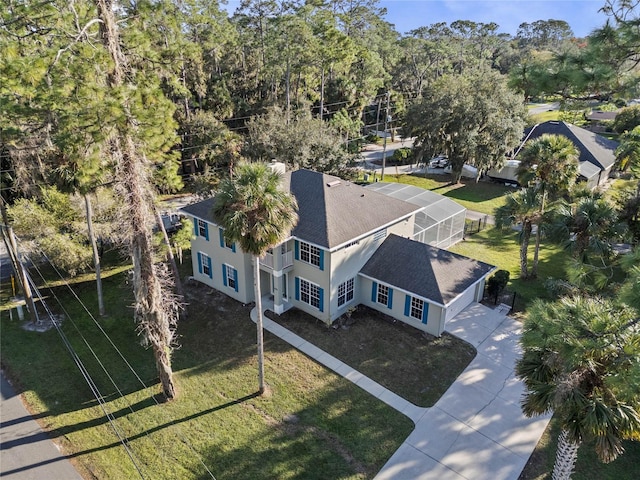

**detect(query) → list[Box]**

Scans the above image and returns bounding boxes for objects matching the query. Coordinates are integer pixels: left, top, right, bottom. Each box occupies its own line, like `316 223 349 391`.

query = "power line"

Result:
21 265 147 479
17 237 217 479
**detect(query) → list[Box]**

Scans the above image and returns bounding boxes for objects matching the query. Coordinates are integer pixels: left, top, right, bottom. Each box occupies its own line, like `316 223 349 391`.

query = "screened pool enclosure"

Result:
365 182 466 249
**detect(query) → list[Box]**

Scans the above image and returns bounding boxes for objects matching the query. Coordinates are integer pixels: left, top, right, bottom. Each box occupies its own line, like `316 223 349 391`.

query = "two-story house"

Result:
182 169 495 337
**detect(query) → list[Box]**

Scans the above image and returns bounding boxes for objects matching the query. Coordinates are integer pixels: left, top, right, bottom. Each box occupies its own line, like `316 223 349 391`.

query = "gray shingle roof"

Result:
180 170 421 249
181 197 216 222
283 170 420 249
522 121 617 173
360 234 495 305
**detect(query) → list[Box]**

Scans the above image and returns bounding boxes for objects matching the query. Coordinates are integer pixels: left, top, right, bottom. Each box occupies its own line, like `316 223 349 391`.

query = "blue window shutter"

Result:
319 249 324 271
207 257 212 279
294 240 299 260
371 282 377 302
233 268 238 292
193 220 199 237
203 223 209 241
387 288 393 309
422 302 429 324
318 287 324 312
197 252 203 274
295 277 300 301
222 264 227 286
231 242 236 253
219 228 225 248
404 295 411 317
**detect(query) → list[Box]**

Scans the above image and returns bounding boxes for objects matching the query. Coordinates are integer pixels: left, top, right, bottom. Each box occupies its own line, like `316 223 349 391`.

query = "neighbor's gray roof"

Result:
283 170 420 249
521 121 617 173
180 170 421 250
181 197 216 222
360 234 495 305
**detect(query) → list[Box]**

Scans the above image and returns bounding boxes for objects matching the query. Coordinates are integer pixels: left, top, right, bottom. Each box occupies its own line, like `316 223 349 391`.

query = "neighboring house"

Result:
585 110 618 132
182 169 495 337
517 121 618 189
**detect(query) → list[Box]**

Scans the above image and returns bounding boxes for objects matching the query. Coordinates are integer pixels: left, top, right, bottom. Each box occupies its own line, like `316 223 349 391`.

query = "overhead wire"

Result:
17 236 217 480
20 264 147 479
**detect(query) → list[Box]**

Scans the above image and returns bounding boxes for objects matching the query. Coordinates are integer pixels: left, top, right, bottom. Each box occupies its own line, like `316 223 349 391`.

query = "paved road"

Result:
528 102 560 115
0 372 84 480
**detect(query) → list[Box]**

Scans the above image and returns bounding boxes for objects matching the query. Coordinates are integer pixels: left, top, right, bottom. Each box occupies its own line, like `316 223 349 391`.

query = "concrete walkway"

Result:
251 300 551 480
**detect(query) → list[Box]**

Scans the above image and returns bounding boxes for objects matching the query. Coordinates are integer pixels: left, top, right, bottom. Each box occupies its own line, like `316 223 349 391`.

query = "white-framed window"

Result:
197 219 208 238
198 252 212 278
377 284 389 306
337 278 355 307
218 227 236 251
225 264 236 289
299 241 321 267
300 278 321 309
410 297 424 321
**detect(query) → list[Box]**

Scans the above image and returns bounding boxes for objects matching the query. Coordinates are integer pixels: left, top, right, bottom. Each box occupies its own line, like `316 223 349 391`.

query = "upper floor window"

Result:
299 241 321 267
219 228 236 252
195 219 209 240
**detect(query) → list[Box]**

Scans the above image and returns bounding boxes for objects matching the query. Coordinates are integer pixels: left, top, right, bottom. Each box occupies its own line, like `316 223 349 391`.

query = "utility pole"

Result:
381 91 391 181
0 207 39 324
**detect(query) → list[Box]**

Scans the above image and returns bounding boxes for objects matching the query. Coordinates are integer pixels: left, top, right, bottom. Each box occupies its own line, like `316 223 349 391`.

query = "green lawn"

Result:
450 227 573 312
528 110 561 124
374 173 513 215
0 262 413 479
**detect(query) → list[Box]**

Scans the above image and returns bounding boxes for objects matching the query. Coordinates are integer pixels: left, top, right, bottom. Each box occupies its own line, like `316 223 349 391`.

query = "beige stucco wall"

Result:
358 276 446 337
188 216 253 304
326 217 414 322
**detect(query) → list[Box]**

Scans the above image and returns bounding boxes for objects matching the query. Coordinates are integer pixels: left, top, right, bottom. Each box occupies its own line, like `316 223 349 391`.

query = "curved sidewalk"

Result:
251 300 551 480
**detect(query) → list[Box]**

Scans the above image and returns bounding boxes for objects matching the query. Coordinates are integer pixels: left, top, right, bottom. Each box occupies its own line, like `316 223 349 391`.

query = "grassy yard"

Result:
450 227 573 312
0 262 414 479
370 173 514 215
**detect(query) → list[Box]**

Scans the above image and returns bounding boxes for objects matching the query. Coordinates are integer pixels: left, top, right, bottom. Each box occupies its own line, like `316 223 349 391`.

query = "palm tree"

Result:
494 188 542 279
517 134 579 277
549 194 625 263
213 162 298 394
517 296 640 480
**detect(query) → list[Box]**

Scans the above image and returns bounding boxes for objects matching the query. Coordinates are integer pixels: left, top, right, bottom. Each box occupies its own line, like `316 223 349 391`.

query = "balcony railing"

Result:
260 252 274 269
260 250 293 270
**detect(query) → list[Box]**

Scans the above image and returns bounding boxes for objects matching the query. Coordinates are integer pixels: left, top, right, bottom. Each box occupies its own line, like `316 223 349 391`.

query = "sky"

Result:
223 0 612 38
378 0 610 38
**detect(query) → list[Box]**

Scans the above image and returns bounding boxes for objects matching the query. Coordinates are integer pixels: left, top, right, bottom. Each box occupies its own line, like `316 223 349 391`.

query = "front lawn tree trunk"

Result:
552 429 580 480
520 219 532 279
253 256 266 394
96 0 178 400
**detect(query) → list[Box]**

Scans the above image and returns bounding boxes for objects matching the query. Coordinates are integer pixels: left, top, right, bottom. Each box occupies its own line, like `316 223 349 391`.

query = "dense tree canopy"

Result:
404 69 526 183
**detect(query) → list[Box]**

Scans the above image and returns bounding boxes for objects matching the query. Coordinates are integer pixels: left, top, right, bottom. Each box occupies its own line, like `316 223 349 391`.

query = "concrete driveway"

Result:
375 303 551 480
